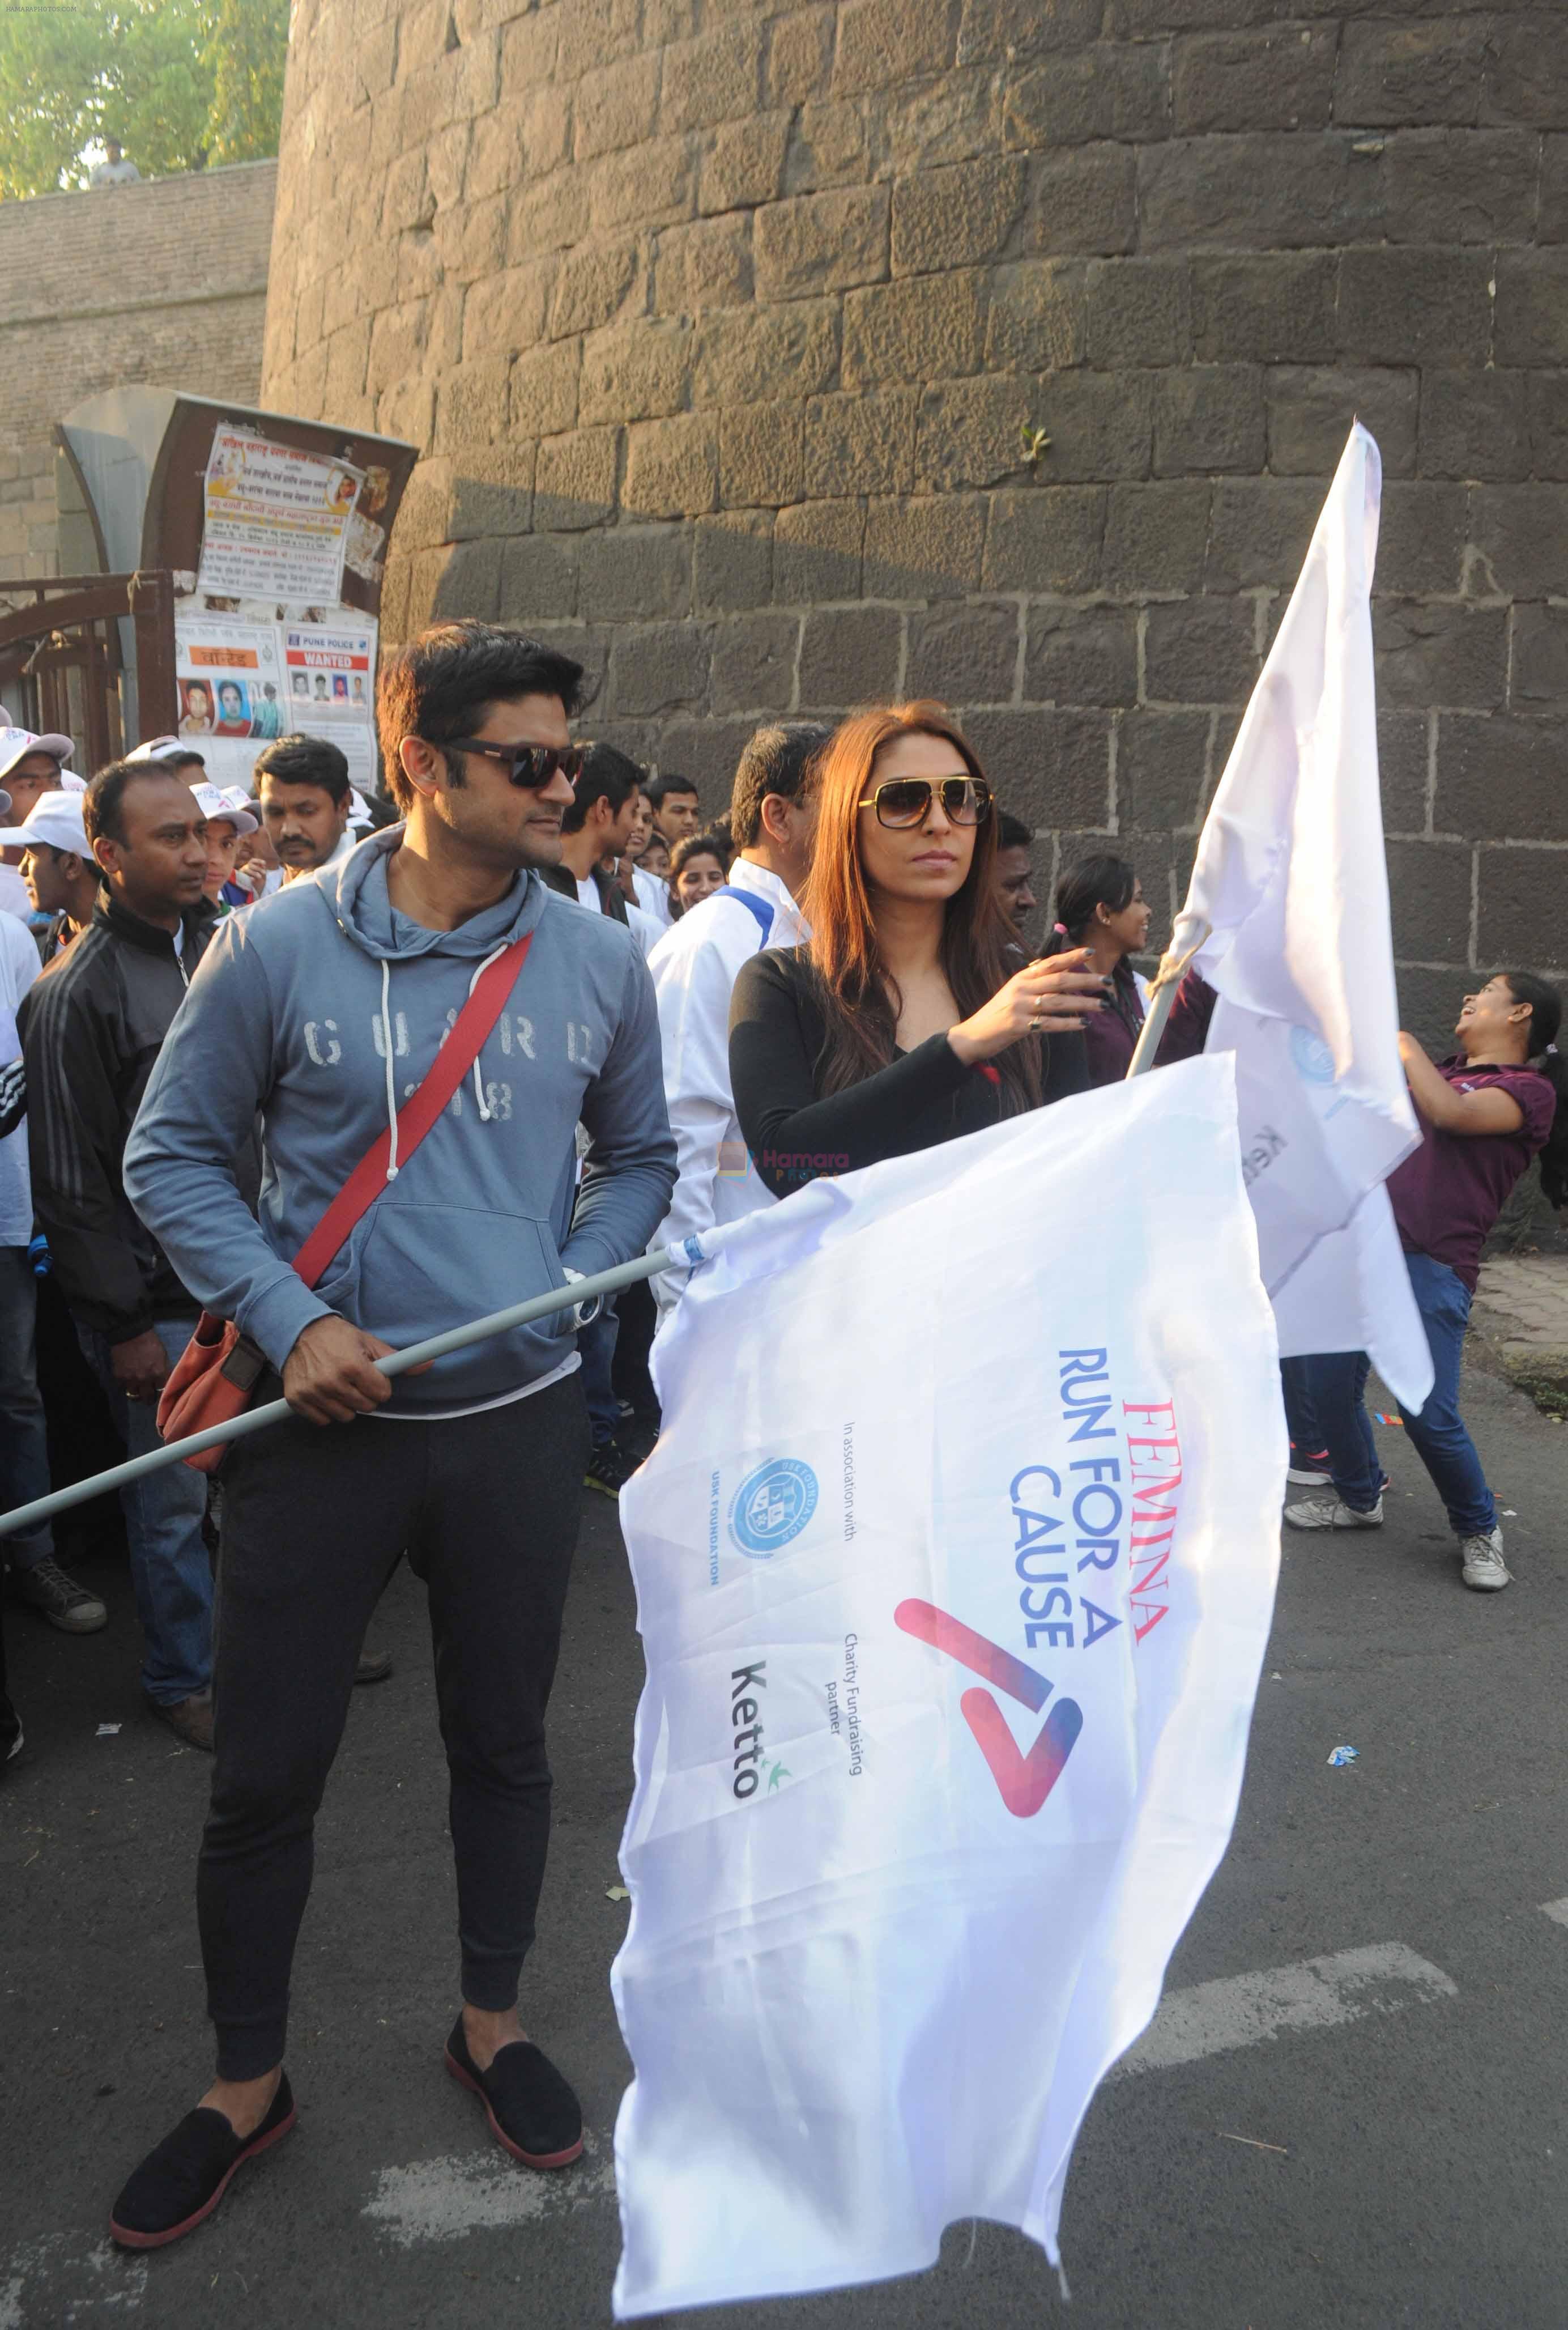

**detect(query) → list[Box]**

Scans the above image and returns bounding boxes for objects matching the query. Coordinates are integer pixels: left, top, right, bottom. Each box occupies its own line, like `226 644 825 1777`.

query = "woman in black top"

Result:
728 701 1106 1198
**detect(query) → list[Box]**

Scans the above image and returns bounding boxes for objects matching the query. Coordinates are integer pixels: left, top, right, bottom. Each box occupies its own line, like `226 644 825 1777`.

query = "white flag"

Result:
611 1055 1285 2316
1178 423 1432 1411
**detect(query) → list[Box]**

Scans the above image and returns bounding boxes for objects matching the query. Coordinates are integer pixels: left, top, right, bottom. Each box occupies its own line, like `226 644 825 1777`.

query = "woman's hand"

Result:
948 950 1107 1065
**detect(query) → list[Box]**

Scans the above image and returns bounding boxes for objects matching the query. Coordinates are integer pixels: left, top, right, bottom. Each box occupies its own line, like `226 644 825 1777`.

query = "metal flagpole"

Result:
0 1235 723 1542
1124 921 1210 1079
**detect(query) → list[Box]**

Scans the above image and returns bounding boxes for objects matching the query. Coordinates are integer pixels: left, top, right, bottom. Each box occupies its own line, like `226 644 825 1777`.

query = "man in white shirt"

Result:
647 721 831 1321
88 138 140 186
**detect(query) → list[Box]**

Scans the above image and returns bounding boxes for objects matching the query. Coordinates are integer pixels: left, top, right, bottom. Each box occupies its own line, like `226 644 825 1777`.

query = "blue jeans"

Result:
0 1247 53 1567
1280 1357 1322 1456
1302 1351 1383 1512
579 1298 620 1447
1396 1254 1497 1538
80 1316 213 1703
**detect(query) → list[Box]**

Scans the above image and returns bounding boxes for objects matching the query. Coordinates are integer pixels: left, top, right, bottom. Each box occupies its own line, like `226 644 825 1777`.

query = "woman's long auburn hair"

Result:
800 700 1041 1112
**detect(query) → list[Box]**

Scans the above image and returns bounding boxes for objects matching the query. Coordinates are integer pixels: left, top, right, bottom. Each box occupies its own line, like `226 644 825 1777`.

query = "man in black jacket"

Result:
18 759 219 1749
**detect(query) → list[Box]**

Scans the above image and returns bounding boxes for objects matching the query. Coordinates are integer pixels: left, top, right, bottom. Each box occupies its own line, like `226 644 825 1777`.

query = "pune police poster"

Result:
281 619 379 790
174 613 378 794
197 429 364 605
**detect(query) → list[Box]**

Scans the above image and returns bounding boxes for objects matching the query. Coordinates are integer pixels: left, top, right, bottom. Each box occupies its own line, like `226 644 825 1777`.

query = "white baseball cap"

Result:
190 781 258 837
11 788 90 858
0 726 73 782
62 770 85 792
126 734 207 767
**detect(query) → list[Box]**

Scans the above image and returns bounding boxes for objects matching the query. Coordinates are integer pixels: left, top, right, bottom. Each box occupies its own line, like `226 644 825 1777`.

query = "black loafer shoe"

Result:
109 2073 295 2250
444 2018 582 2168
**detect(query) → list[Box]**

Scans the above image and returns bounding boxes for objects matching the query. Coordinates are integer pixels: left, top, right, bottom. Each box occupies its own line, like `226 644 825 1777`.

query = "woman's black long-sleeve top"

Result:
728 947 1089 1200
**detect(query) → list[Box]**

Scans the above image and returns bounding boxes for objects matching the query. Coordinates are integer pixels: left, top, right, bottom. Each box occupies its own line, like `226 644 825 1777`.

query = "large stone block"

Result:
890 158 1026 277
1100 481 1208 596
421 536 503 624
774 497 866 603
609 621 712 716
661 21 762 133
982 487 1105 593
1378 707 1430 836
1375 482 1467 596
573 48 661 162
1190 253 1336 362
1115 708 1209 831
1469 484 1568 595
1084 259 1191 367
498 533 580 624
1543 137 1568 243
553 0 640 82
709 611 801 713
461 260 557 362
1138 133 1350 252
1385 839 1475 963
650 717 764 805
720 400 806 508
578 321 691 426
803 389 918 497
798 603 903 705
587 137 698 235
1494 252 1568 367
1171 24 1336 134
906 601 1020 704
957 0 1100 66
1204 479 1322 592
700 111 792 212
1484 11 1568 130
1152 365 1264 475
1477 845 1568 972
1335 19 1489 130
578 524 693 622
783 98 870 194
1417 372 1531 482
1024 604 1139 707
1004 45 1170 148
882 63 1003 171
548 239 647 341
842 271 986 389
695 508 775 611
863 494 987 599
1144 597 1258 704
1338 248 1493 368
534 427 620 529
767 7 835 108
1380 127 1540 247
914 377 1034 493
433 356 510 454
1021 144 1137 256
1512 605 1568 708
1440 713 1568 841
624 413 719 518
1267 366 1418 477
653 214 753 314
754 185 889 296
961 708 1112 830
446 445 535 542
1528 373 1568 478
510 341 581 440
833 0 958 99
986 260 1085 373
1373 601 1508 712
1026 369 1153 482
693 300 840 409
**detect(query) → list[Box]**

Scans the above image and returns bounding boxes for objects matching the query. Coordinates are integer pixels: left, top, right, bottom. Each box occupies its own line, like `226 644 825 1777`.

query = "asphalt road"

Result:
4 1357 1566 2330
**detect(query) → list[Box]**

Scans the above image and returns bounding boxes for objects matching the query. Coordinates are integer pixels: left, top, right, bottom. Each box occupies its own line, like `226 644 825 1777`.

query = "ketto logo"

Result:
894 1599 1083 1818
728 1457 819 1559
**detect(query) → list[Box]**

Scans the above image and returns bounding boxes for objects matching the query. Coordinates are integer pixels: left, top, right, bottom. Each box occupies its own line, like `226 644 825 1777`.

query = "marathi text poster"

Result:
197 430 364 605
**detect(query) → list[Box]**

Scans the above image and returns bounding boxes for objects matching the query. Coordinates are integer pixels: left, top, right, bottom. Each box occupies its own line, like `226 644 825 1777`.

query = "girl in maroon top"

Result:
1286 971 1567 1592
1039 855 1215 1087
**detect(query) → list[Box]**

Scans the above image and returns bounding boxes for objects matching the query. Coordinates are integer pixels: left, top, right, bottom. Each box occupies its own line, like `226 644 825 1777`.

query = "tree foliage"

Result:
0 0 289 198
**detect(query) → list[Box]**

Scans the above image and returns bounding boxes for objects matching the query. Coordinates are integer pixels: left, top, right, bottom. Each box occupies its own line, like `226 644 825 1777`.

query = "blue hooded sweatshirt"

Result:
123 828 676 1415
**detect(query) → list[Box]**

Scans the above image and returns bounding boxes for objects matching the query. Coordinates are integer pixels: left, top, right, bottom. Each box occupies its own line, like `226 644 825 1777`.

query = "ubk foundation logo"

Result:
893 1602 1084 1819
728 1458 819 1558
1289 1024 1336 1085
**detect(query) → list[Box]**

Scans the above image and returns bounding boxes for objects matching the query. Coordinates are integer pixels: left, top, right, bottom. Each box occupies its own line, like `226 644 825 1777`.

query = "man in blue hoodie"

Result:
111 622 675 2250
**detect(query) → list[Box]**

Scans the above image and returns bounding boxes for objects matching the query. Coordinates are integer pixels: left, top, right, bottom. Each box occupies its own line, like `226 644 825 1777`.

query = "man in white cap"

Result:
0 727 73 919
14 786 101 960
189 784 258 912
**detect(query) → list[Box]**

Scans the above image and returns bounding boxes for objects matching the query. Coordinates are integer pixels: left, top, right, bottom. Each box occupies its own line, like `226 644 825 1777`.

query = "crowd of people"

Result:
0 617 1563 2252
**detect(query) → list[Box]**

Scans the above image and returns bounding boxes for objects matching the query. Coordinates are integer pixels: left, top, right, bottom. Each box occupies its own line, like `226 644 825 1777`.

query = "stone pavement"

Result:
1471 1252 1568 1415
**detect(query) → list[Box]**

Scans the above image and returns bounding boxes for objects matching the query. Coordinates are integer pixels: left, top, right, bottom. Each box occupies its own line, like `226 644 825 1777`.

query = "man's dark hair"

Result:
728 721 833 851
645 771 699 810
84 757 185 848
996 811 1033 852
254 733 352 806
376 619 587 814
563 741 642 834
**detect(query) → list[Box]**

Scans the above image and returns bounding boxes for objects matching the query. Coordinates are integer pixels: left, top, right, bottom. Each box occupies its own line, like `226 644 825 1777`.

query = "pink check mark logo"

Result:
894 1598 1083 1818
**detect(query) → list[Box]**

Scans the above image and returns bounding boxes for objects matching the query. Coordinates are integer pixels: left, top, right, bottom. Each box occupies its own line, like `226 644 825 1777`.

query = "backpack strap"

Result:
292 934 532 1290
713 885 776 945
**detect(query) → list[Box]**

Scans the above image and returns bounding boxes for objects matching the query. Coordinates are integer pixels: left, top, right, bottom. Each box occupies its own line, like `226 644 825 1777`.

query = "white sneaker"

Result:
1459 1528 1511 1591
1283 1495 1384 1531
1287 1464 1331 1486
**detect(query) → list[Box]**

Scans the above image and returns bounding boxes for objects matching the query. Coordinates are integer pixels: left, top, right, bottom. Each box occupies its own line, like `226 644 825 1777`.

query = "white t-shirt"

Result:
0 909 40 1247
0 860 32 920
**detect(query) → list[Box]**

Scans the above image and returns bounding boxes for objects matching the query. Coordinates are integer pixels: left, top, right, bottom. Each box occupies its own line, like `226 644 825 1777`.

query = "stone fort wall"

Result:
0 160 278 579
261 0 1568 1029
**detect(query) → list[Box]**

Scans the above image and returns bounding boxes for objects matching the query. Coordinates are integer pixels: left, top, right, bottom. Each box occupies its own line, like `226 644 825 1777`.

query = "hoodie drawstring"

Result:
379 942 509 1173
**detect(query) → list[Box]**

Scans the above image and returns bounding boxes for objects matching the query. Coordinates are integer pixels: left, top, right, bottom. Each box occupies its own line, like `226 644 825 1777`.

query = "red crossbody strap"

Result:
292 934 532 1291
